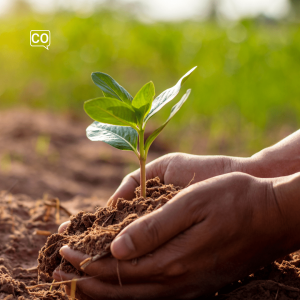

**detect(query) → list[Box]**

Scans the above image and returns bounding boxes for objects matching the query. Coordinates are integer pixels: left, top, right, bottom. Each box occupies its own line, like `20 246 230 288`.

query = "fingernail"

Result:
58 221 70 233
111 234 135 258
59 245 70 258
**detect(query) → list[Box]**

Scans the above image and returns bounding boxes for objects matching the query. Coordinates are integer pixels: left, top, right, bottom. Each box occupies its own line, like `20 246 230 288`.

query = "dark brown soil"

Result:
37 177 182 277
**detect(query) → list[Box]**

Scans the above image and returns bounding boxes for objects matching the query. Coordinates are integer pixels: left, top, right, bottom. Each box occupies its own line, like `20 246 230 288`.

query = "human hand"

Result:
107 152 251 206
53 172 292 299
58 153 239 232
58 152 252 232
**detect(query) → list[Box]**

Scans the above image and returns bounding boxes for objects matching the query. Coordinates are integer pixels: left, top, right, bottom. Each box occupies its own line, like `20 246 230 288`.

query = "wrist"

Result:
249 145 300 178
227 146 300 179
272 172 300 253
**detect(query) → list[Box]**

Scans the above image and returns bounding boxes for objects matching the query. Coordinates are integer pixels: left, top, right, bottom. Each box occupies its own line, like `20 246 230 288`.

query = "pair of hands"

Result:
53 153 290 299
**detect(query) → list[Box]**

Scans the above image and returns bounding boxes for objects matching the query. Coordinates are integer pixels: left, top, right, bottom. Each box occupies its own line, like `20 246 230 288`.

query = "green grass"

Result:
1 6 300 156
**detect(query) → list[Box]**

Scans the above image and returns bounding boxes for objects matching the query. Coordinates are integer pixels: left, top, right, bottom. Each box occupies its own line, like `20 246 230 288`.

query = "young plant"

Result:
84 67 197 198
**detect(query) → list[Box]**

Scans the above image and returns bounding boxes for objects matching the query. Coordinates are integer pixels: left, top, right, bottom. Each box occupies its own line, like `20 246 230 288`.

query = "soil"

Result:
0 191 70 299
38 177 300 300
2 109 300 299
37 177 182 277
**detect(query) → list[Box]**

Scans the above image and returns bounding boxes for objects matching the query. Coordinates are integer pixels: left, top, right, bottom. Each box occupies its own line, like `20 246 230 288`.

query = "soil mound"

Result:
37 177 182 276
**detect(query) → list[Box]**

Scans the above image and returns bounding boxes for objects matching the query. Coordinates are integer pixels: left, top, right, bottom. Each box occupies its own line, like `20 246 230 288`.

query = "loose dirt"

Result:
0 191 70 299
2 109 300 299
37 177 182 277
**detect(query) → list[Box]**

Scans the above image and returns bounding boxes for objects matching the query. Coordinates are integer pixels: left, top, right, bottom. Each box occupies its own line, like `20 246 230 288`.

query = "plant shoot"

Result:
84 67 197 198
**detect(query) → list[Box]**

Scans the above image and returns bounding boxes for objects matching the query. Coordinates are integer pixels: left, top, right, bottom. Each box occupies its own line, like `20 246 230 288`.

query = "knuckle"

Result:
228 172 255 196
165 261 187 278
122 173 139 188
159 153 182 177
230 171 252 183
165 152 182 161
123 173 133 183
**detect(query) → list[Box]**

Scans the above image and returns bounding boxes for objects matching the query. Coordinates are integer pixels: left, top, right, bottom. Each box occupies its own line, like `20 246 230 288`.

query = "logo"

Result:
30 30 51 50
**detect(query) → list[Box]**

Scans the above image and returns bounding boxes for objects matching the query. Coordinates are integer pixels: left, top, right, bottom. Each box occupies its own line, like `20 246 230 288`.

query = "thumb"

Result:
107 171 140 207
110 185 203 260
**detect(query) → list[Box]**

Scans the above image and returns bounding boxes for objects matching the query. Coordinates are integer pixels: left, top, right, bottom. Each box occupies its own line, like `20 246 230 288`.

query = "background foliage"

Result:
1 2 300 156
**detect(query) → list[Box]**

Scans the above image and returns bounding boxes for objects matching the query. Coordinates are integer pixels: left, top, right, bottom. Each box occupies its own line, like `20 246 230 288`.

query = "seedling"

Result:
84 67 197 198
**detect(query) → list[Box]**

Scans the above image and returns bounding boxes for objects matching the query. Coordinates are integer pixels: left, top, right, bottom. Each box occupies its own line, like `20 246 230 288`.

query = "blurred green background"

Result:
1 0 300 157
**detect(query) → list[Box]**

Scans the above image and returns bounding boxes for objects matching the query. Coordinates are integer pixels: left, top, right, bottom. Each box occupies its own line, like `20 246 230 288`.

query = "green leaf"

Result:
144 89 191 155
84 97 137 128
86 121 138 155
91 72 133 105
132 81 155 125
144 67 197 124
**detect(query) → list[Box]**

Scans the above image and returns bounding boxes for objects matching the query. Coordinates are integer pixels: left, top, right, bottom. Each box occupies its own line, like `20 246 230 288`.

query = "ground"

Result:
1 109 300 300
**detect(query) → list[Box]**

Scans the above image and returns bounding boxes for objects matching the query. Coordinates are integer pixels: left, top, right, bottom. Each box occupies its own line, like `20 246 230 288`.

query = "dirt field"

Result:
1 109 300 299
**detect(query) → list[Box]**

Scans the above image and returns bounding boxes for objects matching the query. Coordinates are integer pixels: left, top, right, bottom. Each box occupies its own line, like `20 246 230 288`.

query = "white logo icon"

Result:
30 30 51 50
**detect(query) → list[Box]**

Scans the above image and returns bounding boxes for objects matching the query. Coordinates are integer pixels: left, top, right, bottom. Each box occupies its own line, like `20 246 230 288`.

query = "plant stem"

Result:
139 129 146 198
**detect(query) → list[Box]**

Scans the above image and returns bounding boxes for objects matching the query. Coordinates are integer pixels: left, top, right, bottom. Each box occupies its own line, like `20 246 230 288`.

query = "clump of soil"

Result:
38 177 182 276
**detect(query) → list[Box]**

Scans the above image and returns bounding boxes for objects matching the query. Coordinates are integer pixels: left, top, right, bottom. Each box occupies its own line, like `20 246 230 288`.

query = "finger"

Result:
107 155 172 206
111 180 214 260
107 171 140 206
53 270 171 300
64 285 70 295
59 245 89 270
53 268 77 282
60 245 162 282
52 271 94 300
58 221 70 233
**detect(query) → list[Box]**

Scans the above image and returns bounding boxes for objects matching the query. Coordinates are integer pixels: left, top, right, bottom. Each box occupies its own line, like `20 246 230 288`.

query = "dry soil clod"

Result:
37 177 183 277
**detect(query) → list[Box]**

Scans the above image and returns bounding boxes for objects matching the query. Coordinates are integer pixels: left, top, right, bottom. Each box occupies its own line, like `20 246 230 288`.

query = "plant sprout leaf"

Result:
84 97 137 128
91 72 133 105
132 81 155 125
86 122 138 153
144 67 197 124
144 89 191 155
